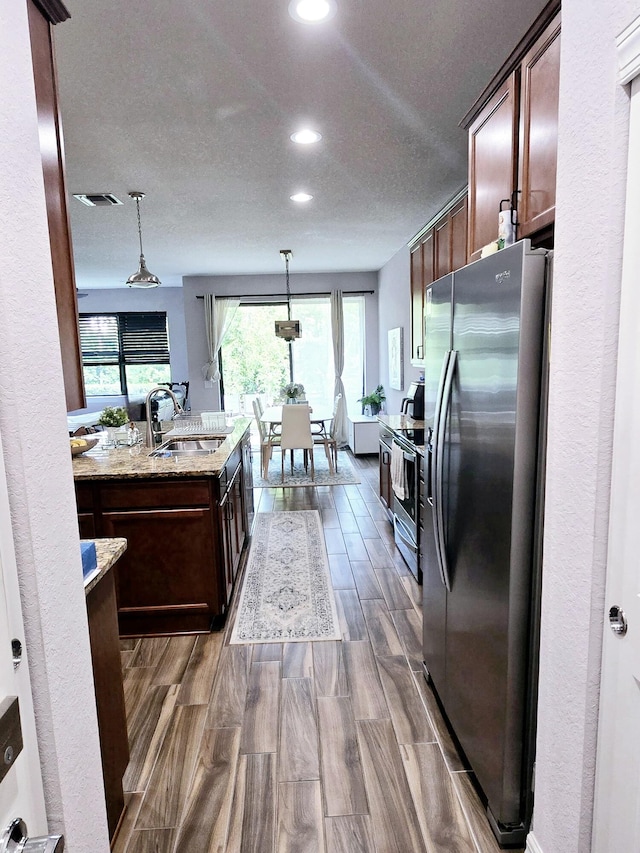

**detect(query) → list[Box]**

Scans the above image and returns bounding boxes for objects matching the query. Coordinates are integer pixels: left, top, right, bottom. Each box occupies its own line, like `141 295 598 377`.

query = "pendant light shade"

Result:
126 191 161 288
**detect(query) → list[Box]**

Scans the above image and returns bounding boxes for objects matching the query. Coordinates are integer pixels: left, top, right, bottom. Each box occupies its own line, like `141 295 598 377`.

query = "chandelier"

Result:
126 191 161 288
274 249 301 342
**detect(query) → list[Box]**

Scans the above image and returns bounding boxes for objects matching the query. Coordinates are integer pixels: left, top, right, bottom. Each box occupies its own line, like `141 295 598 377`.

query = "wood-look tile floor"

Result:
113 454 522 853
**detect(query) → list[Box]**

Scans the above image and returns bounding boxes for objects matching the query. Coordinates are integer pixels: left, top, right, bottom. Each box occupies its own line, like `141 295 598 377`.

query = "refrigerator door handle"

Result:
431 351 451 590
435 349 457 592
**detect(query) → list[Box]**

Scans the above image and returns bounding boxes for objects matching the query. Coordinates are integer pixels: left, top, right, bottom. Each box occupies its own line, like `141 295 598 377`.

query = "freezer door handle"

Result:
431 351 450 589
434 349 457 592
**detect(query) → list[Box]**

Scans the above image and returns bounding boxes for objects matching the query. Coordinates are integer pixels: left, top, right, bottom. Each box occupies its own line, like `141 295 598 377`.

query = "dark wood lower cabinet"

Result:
85 567 129 838
220 462 245 606
76 432 252 636
379 434 393 521
101 495 219 636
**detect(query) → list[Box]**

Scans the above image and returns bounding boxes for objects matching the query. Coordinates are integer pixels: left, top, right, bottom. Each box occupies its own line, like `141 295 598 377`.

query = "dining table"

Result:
260 405 335 476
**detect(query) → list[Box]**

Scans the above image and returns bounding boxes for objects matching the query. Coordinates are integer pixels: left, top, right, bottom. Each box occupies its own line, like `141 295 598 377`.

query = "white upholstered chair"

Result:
253 399 279 478
280 404 314 482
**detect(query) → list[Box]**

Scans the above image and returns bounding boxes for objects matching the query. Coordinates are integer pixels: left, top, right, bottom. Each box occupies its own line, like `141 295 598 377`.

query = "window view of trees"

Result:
221 297 365 416
221 304 290 411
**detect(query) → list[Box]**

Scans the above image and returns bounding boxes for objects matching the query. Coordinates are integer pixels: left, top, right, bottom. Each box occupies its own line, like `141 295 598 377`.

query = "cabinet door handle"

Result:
381 450 390 464
510 188 521 224
417 344 423 359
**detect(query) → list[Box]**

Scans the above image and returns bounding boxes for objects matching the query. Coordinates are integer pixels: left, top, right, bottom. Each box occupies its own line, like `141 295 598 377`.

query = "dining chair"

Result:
312 394 340 474
280 404 314 482
252 399 279 478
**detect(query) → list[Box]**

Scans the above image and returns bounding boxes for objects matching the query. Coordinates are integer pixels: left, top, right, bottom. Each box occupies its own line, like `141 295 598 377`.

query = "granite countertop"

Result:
378 414 425 432
72 418 251 481
84 537 127 595
377 414 427 452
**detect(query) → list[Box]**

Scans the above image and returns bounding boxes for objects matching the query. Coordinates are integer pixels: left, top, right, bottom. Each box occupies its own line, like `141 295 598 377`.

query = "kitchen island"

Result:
84 537 128 838
74 419 253 636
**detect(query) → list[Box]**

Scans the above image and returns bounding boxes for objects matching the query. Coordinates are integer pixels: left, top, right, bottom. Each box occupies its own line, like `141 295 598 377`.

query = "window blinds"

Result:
79 312 169 365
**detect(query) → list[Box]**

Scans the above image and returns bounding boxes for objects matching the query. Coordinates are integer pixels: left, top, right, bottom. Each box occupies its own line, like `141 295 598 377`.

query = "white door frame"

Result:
0 426 47 834
592 14 640 851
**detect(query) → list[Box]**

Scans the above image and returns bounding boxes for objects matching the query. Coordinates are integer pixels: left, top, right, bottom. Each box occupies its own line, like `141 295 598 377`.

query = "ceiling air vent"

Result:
73 193 123 207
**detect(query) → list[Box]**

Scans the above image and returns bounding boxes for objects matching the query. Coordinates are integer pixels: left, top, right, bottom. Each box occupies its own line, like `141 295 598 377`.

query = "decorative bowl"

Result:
70 435 99 456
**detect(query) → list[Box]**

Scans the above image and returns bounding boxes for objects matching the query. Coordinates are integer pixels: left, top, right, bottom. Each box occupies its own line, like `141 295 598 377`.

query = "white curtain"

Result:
331 290 348 446
202 295 240 381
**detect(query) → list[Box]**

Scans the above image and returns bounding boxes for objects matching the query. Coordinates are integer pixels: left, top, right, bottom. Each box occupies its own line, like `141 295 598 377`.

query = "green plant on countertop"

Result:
97 406 129 427
358 384 386 415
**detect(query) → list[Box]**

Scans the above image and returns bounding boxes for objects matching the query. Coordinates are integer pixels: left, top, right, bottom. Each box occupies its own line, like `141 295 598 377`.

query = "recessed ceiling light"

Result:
290 192 313 203
288 0 336 24
290 128 322 145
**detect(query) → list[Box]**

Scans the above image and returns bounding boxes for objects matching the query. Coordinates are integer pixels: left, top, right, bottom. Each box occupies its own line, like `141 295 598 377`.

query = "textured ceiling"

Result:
54 0 550 288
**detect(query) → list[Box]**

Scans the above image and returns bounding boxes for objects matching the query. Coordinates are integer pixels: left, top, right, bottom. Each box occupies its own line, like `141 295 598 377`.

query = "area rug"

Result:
229 511 341 644
252 448 360 487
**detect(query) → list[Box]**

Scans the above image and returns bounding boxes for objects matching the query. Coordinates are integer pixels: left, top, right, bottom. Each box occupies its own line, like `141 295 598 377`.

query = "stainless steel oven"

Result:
392 433 421 582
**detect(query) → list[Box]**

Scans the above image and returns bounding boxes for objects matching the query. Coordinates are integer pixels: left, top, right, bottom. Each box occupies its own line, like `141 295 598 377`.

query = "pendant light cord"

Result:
136 197 144 257
285 252 291 321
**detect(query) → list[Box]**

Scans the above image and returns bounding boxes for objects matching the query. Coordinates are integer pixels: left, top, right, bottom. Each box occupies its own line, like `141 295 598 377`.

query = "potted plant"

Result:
98 406 130 446
98 406 129 427
358 384 386 416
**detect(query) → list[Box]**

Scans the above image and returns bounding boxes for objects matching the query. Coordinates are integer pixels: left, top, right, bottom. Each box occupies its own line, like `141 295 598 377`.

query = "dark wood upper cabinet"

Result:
517 14 561 237
410 241 424 362
434 215 451 281
422 228 435 286
449 197 468 271
436 196 468 278
467 73 519 262
27 0 86 412
462 1 560 258
408 192 466 365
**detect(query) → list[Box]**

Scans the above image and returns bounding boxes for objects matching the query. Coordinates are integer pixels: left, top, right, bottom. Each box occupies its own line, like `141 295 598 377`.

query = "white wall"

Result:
532 0 638 850
70 286 188 415
377 244 422 413
182 271 379 413
0 3 110 850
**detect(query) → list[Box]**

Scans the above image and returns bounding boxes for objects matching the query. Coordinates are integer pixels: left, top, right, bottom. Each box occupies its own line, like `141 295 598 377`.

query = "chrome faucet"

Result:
144 386 183 447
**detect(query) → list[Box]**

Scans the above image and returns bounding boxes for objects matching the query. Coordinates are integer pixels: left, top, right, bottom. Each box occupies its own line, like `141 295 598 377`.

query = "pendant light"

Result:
126 191 161 288
274 249 302 342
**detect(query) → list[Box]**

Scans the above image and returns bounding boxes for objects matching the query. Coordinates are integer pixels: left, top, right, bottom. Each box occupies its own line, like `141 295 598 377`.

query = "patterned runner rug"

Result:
229 511 341 644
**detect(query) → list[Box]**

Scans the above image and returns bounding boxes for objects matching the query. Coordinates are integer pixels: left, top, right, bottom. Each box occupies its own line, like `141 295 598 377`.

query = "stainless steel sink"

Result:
149 438 223 457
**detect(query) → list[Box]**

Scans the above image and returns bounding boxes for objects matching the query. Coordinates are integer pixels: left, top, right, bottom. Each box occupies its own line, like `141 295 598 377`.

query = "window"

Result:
291 295 365 413
220 295 365 415
79 312 171 397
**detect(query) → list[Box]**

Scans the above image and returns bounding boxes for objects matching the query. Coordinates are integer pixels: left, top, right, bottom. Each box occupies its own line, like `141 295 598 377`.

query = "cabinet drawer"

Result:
100 479 211 510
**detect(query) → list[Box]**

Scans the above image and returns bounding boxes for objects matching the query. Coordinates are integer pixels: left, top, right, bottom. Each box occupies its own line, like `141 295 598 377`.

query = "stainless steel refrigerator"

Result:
422 239 550 847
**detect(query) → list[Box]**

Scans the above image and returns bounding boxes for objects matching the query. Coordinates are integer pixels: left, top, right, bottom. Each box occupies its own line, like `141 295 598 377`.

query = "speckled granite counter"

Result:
377 414 427 452
72 418 251 480
83 537 128 594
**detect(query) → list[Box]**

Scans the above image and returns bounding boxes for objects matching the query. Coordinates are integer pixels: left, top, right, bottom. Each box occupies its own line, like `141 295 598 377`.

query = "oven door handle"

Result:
395 515 418 552
434 349 457 592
